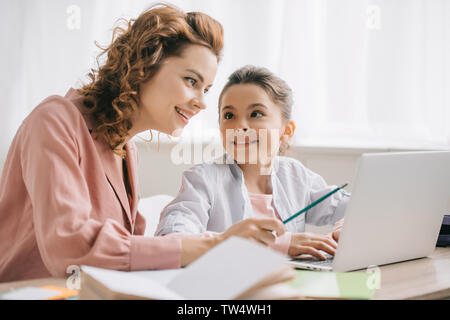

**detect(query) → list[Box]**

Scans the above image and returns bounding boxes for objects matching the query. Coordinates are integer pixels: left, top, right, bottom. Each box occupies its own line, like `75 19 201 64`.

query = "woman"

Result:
0 4 284 282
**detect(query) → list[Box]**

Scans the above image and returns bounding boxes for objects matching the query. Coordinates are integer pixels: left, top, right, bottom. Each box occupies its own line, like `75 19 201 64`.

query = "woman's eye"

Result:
224 112 234 120
250 110 264 118
204 87 210 95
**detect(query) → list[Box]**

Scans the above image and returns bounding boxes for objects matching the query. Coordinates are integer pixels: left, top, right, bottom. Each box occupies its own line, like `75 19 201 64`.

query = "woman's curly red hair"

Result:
78 3 224 156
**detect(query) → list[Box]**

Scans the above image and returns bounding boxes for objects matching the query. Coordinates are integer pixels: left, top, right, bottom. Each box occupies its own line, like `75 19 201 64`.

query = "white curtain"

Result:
276 0 450 149
1 0 449 164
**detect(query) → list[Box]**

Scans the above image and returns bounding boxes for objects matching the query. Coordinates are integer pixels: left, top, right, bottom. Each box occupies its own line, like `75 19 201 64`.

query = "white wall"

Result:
135 140 423 197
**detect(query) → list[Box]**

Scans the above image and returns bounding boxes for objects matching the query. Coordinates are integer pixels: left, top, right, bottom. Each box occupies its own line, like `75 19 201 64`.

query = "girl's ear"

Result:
281 121 296 142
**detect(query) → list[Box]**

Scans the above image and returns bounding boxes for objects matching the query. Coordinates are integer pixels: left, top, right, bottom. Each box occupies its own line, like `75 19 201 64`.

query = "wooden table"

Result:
372 247 450 299
1 247 449 300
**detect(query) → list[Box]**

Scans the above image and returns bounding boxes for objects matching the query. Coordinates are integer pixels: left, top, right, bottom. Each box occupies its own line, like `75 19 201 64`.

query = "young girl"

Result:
156 65 350 260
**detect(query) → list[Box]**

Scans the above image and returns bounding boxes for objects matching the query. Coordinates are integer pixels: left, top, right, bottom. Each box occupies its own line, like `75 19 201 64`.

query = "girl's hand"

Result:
327 218 344 242
218 217 286 246
288 232 338 260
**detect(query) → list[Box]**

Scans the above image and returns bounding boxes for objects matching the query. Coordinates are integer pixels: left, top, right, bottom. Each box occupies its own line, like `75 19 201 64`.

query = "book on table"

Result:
79 236 299 300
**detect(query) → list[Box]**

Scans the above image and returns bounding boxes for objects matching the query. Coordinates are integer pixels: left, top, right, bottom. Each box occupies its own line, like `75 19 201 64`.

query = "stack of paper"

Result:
80 237 296 300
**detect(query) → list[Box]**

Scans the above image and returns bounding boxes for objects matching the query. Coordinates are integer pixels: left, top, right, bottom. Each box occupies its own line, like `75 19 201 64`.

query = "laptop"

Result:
288 151 450 272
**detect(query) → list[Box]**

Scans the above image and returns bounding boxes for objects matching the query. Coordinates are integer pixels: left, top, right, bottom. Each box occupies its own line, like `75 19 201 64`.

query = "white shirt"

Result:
156 155 350 236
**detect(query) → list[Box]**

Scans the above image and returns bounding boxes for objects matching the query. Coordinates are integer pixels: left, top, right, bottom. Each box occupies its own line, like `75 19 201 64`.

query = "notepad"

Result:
80 237 297 300
287 270 376 299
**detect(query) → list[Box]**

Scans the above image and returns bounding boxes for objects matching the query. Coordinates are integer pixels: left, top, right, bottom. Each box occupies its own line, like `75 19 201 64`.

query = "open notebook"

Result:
79 237 298 300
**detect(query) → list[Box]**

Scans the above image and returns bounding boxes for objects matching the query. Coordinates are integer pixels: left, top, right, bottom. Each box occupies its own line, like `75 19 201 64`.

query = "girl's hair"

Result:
218 65 294 155
78 3 224 156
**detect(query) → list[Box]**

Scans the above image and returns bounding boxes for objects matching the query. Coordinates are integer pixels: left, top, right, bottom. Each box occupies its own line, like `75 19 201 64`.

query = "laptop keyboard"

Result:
307 257 334 267
291 252 334 267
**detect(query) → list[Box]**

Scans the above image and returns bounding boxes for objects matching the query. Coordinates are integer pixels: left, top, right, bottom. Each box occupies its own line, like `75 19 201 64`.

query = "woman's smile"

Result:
175 106 195 125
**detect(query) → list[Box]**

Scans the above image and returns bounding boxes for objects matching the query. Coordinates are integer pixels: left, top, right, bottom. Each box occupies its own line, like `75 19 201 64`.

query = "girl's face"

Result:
138 45 218 136
219 83 291 165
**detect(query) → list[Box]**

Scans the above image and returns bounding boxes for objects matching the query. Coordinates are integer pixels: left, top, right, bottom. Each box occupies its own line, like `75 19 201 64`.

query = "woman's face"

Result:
219 83 286 165
138 44 218 136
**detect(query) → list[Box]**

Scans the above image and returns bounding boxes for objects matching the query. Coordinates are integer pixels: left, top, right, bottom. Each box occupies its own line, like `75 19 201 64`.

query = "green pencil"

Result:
282 183 348 225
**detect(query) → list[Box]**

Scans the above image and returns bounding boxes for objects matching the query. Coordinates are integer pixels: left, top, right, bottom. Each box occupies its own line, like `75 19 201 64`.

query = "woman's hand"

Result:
181 217 285 267
288 232 338 260
217 217 286 246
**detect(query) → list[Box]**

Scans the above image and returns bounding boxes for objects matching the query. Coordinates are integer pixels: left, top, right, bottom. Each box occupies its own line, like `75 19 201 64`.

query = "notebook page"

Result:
81 266 183 300
167 236 286 300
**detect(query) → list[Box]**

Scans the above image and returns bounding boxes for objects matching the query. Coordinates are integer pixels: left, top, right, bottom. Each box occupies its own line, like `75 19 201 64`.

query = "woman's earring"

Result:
157 132 161 152
136 129 153 143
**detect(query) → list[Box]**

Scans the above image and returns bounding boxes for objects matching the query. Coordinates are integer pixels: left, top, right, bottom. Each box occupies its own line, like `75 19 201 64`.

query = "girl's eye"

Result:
250 110 264 118
204 87 210 95
223 112 234 120
185 77 197 86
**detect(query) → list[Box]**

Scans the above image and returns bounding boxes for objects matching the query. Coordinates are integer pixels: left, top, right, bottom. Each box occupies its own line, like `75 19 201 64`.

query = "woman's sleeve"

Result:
303 168 351 226
20 107 181 277
155 165 214 236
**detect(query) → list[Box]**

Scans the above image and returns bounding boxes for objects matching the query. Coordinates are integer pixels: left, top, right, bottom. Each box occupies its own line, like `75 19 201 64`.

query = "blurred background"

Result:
1 0 449 206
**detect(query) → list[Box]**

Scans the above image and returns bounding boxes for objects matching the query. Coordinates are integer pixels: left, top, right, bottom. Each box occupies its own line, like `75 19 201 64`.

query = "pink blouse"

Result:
248 192 292 255
0 88 182 282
